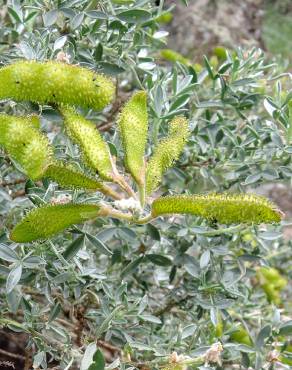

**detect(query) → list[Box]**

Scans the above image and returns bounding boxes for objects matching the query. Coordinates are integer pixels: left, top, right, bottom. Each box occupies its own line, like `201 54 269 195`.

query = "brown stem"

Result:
97 92 130 133
98 121 115 132
96 339 121 355
11 190 25 199
0 178 26 187
114 174 137 199
24 350 32 370
0 348 25 361
99 183 123 200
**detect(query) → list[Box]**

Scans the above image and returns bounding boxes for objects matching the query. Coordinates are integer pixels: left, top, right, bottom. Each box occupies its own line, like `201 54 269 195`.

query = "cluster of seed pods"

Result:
0 60 281 243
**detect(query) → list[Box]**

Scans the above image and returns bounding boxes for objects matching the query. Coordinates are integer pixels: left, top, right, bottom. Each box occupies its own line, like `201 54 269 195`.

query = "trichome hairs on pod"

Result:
0 113 52 180
151 193 282 224
10 203 101 243
146 116 190 195
44 162 104 191
0 113 108 191
60 106 113 180
118 91 148 185
0 60 115 110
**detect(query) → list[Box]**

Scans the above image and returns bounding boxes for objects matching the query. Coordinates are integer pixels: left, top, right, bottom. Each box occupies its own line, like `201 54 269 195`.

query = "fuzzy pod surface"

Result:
151 193 282 224
44 162 104 191
60 106 113 180
10 203 101 242
27 114 41 129
0 113 52 180
118 91 148 185
146 116 189 194
0 61 115 110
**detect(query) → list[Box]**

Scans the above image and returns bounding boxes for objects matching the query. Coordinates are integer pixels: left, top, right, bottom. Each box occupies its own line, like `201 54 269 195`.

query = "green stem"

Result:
138 182 146 208
0 318 28 332
106 0 116 15
196 224 245 236
99 206 152 224
136 214 152 224
124 355 204 368
130 65 144 90
109 155 137 199
99 206 133 222
49 240 71 265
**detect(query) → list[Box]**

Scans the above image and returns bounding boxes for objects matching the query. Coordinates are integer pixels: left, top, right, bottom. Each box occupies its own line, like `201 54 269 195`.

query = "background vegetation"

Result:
0 0 291 369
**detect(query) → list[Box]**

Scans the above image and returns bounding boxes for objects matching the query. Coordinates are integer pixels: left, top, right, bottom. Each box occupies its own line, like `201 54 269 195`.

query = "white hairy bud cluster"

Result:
114 197 142 213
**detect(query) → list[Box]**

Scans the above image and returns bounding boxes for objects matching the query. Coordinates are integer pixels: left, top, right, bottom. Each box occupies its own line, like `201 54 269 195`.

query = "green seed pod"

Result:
155 11 173 24
214 316 223 338
261 283 281 305
44 162 104 191
160 49 191 66
257 267 287 304
60 106 113 180
0 61 115 110
118 91 148 185
10 203 101 243
146 116 189 194
151 193 282 224
213 46 227 60
0 113 52 180
230 325 252 346
258 267 281 283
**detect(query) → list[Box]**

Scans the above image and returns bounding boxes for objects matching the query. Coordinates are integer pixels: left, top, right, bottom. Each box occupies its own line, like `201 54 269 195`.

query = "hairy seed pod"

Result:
44 162 104 191
0 61 115 110
27 114 41 129
118 91 148 185
0 114 52 180
10 203 101 242
60 106 113 180
146 116 189 194
151 193 282 224
161 365 184 370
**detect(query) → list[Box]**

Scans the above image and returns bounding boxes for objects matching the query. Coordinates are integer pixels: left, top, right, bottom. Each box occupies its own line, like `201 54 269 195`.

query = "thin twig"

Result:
99 183 123 200
0 361 15 369
96 339 121 354
11 190 25 199
24 349 31 370
0 348 25 361
98 93 130 132
0 178 26 187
